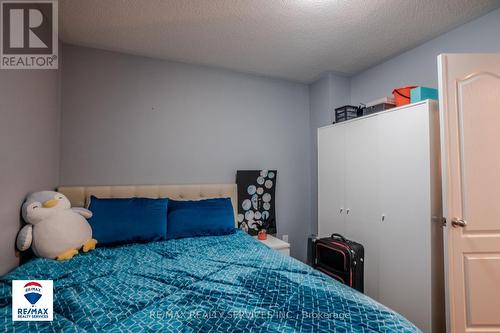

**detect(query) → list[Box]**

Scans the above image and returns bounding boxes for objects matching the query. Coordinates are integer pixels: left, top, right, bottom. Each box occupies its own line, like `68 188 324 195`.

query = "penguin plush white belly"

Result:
16 191 97 260
32 210 92 259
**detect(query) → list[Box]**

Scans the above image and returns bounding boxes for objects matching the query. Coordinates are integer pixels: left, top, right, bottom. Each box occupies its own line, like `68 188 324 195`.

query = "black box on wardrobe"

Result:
334 105 362 123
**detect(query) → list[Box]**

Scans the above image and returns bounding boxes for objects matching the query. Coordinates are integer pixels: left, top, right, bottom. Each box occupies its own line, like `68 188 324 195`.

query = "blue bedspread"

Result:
0 231 420 332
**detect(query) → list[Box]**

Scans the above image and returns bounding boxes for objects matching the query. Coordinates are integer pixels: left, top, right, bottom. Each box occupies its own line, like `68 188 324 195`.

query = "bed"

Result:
0 184 420 332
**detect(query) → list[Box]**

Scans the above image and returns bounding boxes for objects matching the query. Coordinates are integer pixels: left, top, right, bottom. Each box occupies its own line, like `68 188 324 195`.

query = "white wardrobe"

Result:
318 100 445 333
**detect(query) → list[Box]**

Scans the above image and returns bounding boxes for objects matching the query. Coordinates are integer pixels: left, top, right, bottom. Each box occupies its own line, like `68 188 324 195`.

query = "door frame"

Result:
438 53 453 333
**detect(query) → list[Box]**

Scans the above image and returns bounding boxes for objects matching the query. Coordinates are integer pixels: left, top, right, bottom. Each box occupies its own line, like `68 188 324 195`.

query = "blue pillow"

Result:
167 198 235 239
88 196 168 246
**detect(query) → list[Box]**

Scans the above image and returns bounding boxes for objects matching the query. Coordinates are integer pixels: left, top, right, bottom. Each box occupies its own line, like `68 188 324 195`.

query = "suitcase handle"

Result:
330 233 347 242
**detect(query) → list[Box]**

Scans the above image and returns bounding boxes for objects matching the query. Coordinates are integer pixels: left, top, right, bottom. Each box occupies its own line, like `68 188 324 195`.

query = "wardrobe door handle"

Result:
339 208 343 214
346 208 350 215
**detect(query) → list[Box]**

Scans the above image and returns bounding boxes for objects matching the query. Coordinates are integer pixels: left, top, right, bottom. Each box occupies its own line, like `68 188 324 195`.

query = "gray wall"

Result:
350 7 500 104
2 6 493 271
308 74 350 235
60 45 311 261
307 7 500 235
0 69 60 275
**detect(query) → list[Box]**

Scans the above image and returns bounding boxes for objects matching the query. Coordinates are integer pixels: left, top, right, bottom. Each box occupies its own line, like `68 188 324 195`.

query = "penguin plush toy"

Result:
16 191 97 260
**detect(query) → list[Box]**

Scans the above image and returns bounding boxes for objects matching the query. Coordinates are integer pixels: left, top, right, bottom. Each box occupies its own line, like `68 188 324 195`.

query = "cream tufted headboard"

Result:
57 184 238 225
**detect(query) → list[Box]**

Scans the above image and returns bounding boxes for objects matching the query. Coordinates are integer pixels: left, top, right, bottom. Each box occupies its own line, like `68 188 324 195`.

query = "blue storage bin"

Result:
410 87 438 103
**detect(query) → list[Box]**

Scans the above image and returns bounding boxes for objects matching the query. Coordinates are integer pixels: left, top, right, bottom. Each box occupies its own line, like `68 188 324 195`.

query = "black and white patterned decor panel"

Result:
236 170 277 235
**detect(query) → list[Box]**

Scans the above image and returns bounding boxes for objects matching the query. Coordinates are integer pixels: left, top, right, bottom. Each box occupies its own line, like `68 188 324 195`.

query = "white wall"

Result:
350 7 500 104
60 44 311 261
0 69 60 275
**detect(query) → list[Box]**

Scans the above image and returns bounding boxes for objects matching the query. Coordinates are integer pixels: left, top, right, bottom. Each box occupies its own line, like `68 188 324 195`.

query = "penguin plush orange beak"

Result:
42 199 58 208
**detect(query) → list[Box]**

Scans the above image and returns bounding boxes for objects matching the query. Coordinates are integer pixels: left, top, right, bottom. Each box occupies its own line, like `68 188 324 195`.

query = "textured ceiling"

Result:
59 0 500 82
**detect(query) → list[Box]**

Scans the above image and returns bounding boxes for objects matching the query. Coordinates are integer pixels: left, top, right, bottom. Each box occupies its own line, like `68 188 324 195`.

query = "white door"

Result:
344 117 380 299
318 124 345 237
438 54 500 333
377 103 436 332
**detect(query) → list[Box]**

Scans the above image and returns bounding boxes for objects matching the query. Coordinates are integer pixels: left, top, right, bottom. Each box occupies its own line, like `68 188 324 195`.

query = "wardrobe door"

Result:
344 117 380 299
377 104 432 333
318 125 345 237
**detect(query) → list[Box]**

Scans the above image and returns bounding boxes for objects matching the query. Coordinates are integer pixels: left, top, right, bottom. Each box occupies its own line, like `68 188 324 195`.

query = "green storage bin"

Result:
410 87 438 103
